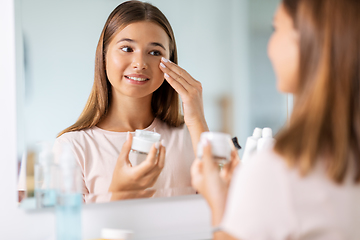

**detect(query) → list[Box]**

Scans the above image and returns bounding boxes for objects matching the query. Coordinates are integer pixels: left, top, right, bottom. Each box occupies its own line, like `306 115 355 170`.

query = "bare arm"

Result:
159 57 209 154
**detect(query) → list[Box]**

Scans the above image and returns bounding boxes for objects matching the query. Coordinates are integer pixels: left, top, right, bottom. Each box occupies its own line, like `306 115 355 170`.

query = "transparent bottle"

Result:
197 132 232 167
130 130 161 166
55 142 82 240
34 141 57 208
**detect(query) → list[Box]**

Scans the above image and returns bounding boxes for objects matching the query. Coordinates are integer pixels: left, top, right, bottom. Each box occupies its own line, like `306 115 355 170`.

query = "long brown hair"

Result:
58 0 183 137
274 0 360 183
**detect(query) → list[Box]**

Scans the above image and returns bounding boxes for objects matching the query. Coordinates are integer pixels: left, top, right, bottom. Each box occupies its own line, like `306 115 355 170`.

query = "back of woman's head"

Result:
275 0 360 183
58 1 183 137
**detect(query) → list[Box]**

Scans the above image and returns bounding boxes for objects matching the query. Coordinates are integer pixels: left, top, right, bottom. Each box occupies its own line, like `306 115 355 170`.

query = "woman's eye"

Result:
120 46 133 52
149 50 161 56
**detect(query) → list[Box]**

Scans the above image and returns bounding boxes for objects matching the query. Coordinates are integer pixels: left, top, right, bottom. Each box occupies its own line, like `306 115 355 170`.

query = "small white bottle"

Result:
101 228 133 240
130 130 161 166
197 132 232 167
257 127 276 153
241 127 262 163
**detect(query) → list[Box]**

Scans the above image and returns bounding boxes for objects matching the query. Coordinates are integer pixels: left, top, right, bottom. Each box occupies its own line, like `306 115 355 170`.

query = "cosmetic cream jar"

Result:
131 130 161 154
130 130 161 166
197 132 232 166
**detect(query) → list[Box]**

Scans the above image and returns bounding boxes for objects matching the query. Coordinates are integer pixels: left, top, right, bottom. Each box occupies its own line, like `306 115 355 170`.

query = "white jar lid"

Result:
101 228 133 239
131 130 161 154
197 132 232 160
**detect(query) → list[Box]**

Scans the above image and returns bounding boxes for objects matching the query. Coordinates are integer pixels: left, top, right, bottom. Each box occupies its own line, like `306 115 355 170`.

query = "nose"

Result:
132 52 148 70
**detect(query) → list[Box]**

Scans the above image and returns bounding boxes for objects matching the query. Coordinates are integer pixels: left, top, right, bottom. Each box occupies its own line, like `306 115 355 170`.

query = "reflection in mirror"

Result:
16 0 285 209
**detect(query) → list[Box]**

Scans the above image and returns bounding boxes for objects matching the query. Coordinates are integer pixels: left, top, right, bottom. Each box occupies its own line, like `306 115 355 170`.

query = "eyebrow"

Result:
117 38 167 50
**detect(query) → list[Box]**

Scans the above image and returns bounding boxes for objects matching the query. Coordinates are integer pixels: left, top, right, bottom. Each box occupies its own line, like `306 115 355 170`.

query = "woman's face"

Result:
105 21 170 99
268 4 299 94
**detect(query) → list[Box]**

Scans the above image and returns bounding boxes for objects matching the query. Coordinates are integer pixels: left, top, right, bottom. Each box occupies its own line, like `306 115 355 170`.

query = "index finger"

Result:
161 57 197 84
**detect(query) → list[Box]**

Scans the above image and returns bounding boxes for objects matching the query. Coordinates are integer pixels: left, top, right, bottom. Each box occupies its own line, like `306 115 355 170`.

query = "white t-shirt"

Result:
221 149 360 240
54 118 195 202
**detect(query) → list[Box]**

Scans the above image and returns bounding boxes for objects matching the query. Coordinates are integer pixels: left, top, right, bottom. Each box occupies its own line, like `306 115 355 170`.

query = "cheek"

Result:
149 58 165 80
105 52 127 79
268 34 299 93
267 34 276 62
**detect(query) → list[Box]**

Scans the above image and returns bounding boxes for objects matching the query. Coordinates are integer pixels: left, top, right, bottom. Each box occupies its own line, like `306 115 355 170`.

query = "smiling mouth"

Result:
125 76 150 82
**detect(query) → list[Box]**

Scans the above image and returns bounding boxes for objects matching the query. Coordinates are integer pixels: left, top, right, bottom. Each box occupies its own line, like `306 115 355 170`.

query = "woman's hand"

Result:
108 133 165 194
191 140 240 226
159 57 209 153
220 147 240 188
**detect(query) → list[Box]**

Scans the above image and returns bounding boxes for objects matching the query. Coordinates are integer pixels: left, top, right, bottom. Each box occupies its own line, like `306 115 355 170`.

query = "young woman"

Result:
192 0 360 239
55 0 208 202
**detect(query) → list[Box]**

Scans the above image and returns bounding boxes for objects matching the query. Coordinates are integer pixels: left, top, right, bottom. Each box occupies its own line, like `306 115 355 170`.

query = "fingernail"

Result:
161 57 168 62
155 141 160 149
164 73 169 78
160 62 166 68
161 139 166 147
126 131 130 140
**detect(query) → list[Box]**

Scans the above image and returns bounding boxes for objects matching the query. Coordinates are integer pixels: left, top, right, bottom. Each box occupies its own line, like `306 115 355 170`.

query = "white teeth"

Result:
127 76 148 81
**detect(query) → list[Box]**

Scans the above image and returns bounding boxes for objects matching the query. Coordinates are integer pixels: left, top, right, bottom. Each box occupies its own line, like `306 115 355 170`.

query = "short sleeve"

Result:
220 150 297 240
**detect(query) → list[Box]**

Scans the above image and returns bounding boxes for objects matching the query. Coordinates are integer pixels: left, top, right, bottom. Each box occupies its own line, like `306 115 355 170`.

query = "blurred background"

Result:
15 0 286 161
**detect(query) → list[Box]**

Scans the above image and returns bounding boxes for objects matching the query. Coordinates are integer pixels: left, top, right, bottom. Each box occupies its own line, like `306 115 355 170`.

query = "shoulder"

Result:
242 149 291 179
233 149 293 197
54 127 107 152
53 127 107 164
231 149 294 204
221 149 297 239
56 128 93 144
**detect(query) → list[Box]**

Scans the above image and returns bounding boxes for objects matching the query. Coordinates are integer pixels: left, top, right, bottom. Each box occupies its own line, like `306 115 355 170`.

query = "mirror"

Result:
16 0 285 209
